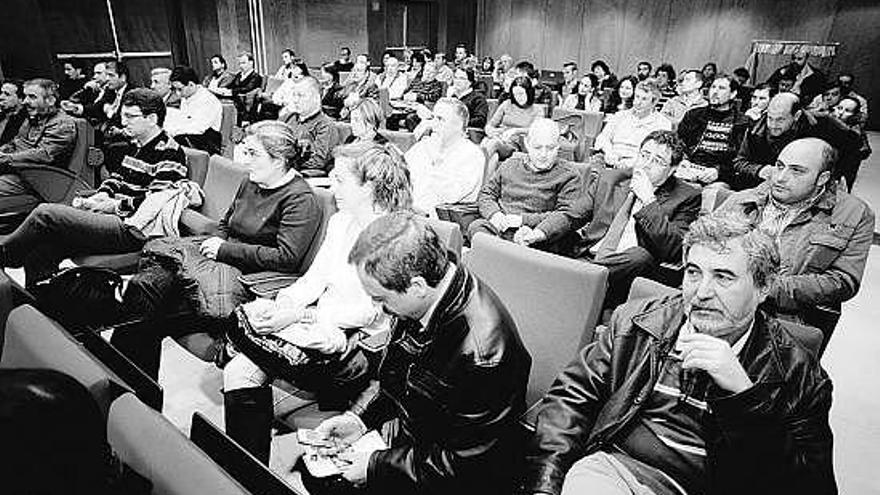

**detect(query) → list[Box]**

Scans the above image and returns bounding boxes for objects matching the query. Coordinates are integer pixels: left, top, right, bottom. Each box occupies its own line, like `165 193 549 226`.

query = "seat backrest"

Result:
67 117 94 186
334 121 353 144
201 155 249 221
425 217 464 260
463 233 608 411
628 276 678 301
183 146 211 187
220 103 238 158
298 186 338 272
108 394 249 495
383 130 417 153
378 87 392 118
0 304 126 417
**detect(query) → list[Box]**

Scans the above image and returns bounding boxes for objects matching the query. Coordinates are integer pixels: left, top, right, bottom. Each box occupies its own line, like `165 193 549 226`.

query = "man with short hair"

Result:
450 67 489 129
561 62 579 100
595 79 672 167
806 81 843 117
62 61 108 108
454 43 468 66
340 61 379 115
215 53 263 122
405 97 485 216
164 65 223 156
720 137 873 342
334 46 354 72
732 66 753 111
571 130 700 307
523 211 837 495
834 96 872 162
766 51 826 104
0 80 27 146
434 52 455 86
0 78 77 232
279 76 337 176
308 212 531 495
376 55 408 100
676 74 750 186
744 83 774 122
661 69 707 126
732 92 861 191
150 67 181 109
64 60 130 140
636 61 652 81
837 73 868 125
470 118 582 251
0 88 191 286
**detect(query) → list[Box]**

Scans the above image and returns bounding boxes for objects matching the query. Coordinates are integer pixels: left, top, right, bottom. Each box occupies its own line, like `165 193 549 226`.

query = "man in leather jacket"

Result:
311 211 531 495
522 212 835 495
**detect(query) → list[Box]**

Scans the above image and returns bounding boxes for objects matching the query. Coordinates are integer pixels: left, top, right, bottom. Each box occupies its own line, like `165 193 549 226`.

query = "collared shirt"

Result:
405 134 485 216
0 107 76 167
164 86 222 135
595 109 672 163
418 263 457 330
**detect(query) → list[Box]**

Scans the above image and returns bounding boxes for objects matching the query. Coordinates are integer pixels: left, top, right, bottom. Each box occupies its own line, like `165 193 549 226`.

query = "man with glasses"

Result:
570 130 701 307
0 88 190 287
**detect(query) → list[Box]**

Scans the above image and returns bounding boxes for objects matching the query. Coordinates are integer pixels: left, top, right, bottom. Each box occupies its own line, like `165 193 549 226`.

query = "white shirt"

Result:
164 86 222 136
405 134 485 216
377 71 409 100
595 109 672 164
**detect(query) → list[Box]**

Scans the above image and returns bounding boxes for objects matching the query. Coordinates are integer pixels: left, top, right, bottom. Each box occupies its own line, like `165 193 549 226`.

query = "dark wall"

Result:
0 0 57 80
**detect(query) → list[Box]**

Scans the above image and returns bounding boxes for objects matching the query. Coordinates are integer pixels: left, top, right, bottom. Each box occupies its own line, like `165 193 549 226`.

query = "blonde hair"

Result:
334 142 412 212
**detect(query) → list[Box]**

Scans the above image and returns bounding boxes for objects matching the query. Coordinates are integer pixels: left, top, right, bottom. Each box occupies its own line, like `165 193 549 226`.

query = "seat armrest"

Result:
14 164 91 204
179 208 220 236
239 271 302 299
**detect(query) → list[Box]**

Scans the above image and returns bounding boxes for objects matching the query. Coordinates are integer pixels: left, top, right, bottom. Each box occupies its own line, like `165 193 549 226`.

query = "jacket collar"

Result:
730 181 838 217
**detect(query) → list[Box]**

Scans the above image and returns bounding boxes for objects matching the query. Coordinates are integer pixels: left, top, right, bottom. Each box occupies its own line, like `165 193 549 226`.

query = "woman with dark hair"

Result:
482 75 544 168
0 369 151 495
591 59 618 92
111 120 322 379
562 73 602 112
221 142 413 463
604 75 637 114
701 62 718 94
346 98 388 145
319 62 345 119
203 54 235 93
480 56 495 74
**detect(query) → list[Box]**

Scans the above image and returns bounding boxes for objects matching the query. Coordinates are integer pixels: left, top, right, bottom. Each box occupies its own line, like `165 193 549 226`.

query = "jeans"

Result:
0 203 146 286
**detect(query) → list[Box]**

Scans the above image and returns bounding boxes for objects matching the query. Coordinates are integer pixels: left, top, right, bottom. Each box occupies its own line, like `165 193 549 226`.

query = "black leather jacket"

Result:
523 295 836 495
352 264 531 495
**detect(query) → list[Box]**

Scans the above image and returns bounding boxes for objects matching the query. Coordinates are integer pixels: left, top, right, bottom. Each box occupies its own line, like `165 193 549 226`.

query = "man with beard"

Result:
766 51 826 104
675 74 750 187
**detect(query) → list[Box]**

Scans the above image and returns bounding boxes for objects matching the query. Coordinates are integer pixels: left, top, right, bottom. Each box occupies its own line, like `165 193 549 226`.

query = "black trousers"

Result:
583 245 657 310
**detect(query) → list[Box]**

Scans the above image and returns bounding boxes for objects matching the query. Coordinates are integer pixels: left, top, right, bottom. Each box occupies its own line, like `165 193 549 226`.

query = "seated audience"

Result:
274 48 297 79
64 60 131 140
65 61 108 108
744 83 774 122
340 61 379 118
434 52 455 85
406 97 484 215
149 67 180 109
480 56 495 74
318 62 345 119
58 59 88 101
0 78 76 233
0 79 27 146
0 88 190 287
265 60 310 118
345 98 388 145
654 63 677 110
591 59 619 93
507 60 554 105
303 211 530 495
776 72 796 94
469 118 582 252
376 55 409 101
571 130 700 307
453 43 469 67
835 96 872 161
449 67 489 129
203 54 236 94
701 61 718 94
561 61 579 100
482 76 544 167
216 53 263 123
279 77 338 176
405 52 426 83
334 46 354 73
837 72 868 125
523 211 836 495
767 51 826 104
594 79 672 168
661 69 707 126
494 53 514 86
676 74 750 186
222 142 412 462
732 92 861 191
719 137 873 342
603 75 637 114
111 120 321 378
806 80 843 117
389 61 443 131
635 60 653 81
0 369 151 495
562 74 602 112
164 65 223 156
732 66 753 110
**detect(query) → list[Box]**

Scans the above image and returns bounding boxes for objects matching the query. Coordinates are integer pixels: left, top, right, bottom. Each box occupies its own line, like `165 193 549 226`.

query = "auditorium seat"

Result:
0 304 132 417
552 108 605 161
180 154 249 236
71 146 212 274
462 233 608 428
221 103 238 159
108 393 250 495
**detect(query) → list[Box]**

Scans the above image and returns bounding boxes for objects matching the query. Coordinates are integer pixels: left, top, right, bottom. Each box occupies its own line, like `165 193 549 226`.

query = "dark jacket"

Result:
767 63 826 104
0 107 28 146
677 104 750 184
230 70 263 97
523 295 836 495
0 107 76 168
460 90 489 129
352 265 531 495
281 110 338 175
731 111 861 190
569 168 701 262
718 182 874 334
321 83 345 119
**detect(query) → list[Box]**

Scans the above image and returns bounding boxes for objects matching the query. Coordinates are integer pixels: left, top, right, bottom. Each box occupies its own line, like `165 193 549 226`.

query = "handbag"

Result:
33 266 124 329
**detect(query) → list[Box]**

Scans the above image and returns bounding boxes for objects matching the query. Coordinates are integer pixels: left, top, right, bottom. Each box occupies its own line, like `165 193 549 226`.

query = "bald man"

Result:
470 118 583 251
570 129 701 307
279 76 338 176
732 92 861 191
720 137 874 348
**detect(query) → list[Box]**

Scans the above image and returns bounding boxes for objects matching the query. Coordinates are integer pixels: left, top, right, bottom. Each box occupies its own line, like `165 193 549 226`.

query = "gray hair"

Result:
683 211 780 289
23 78 59 102
435 97 470 131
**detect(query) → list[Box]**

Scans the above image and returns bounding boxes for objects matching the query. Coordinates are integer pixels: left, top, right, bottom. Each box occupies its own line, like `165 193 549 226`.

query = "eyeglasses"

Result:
637 149 668 168
121 112 145 120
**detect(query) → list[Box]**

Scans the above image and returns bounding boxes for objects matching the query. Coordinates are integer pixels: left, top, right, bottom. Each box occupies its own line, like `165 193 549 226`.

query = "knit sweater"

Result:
478 154 583 240
677 105 750 184
216 174 321 273
459 90 489 129
281 110 338 174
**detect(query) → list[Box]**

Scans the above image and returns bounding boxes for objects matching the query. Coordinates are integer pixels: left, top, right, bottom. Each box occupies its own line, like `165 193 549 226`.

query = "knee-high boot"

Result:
223 386 273 464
